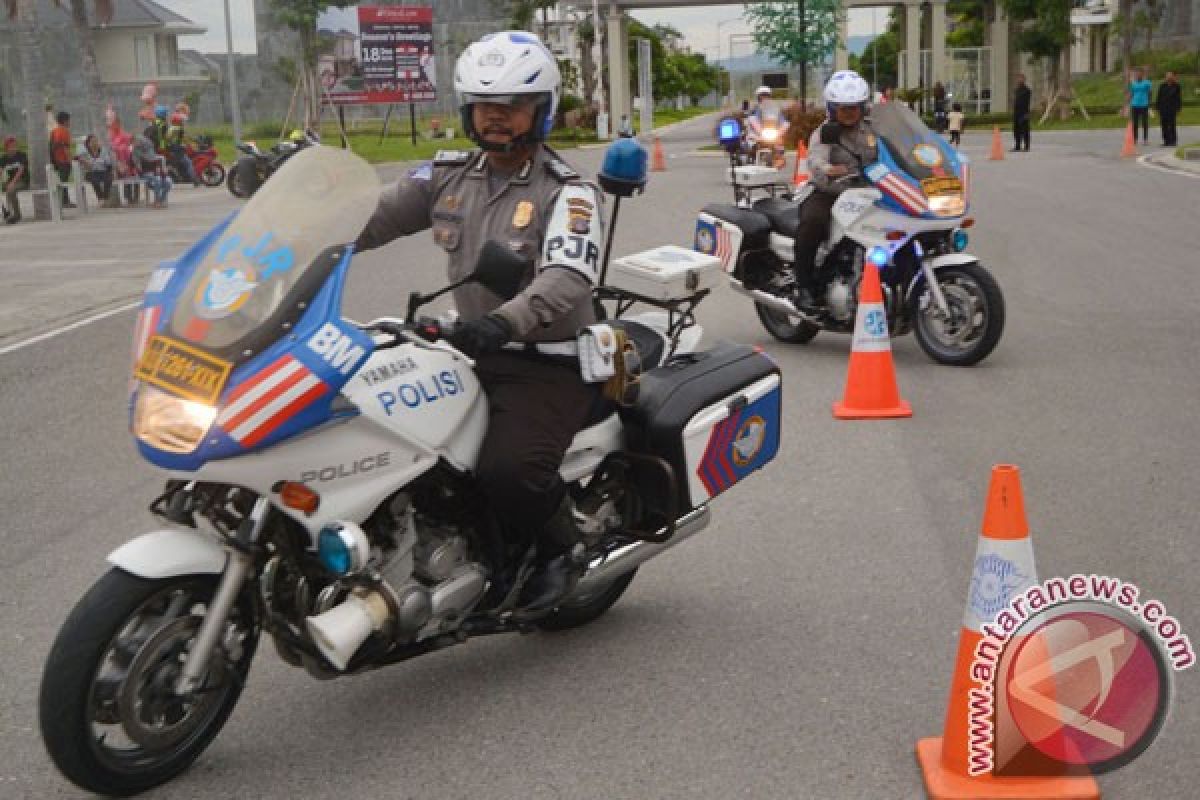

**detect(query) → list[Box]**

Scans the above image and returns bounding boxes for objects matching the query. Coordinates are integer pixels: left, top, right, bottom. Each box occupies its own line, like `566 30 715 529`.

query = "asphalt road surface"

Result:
2 118 1198 799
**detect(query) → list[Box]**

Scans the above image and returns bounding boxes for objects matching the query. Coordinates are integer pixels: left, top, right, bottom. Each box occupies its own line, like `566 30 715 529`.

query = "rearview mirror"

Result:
819 122 841 145
470 241 528 300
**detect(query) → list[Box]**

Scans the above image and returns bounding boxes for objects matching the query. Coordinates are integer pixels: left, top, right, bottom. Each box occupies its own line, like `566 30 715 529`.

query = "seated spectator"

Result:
77 134 116 205
132 131 172 209
1 135 29 224
166 112 199 187
110 127 140 205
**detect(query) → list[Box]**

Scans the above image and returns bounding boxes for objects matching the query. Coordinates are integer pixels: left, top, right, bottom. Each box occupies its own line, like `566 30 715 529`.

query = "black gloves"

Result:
448 314 513 357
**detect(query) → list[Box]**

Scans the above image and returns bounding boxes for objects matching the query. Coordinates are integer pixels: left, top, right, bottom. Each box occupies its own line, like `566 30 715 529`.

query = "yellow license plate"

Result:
921 177 963 196
135 335 232 405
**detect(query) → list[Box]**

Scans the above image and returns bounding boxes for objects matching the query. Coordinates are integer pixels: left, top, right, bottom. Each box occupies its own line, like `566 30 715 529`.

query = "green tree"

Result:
850 30 899 90
946 0 985 48
743 0 841 105
1001 0 1073 120
268 0 355 126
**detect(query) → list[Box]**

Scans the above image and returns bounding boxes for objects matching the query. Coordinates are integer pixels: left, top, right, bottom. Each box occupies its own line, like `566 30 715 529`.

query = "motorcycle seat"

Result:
700 204 770 250
752 197 801 240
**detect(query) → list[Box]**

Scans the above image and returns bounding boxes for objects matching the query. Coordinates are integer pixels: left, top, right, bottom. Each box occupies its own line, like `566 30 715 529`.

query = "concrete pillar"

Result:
904 1 922 90
990 0 1010 113
931 0 948 87
606 3 631 132
834 7 849 72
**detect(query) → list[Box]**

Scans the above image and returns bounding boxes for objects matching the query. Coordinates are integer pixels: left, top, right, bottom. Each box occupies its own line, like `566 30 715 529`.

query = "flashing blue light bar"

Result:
868 246 890 268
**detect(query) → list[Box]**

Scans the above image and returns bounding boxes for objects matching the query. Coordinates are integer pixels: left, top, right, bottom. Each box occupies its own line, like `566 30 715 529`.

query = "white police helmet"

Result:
755 85 772 98
824 70 870 113
454 31 561 150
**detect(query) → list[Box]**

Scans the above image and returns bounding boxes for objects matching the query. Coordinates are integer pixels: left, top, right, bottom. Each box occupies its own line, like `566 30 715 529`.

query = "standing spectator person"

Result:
947 102 965 147
1 135 29 224
1012 73 1031 152
78 134 116 205
932 81 948 132
1155 71 1183 147
132 131 172 209
1127 67 1153 145
110 124 140 205
49 111 77 207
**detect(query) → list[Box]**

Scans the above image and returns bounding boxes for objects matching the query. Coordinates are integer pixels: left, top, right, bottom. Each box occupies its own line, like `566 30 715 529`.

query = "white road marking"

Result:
0 301 140 356
1137 154 1200 179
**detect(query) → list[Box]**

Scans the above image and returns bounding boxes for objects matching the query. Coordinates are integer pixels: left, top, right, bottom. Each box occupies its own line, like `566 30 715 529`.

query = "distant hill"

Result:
847 35 874 57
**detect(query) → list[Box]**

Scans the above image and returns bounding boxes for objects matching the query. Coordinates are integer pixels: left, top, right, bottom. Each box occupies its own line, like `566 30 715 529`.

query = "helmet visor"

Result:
461 92 548 111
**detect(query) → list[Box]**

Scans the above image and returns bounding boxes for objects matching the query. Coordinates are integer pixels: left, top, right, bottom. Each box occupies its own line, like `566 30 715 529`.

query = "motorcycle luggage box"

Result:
727 165 781 188
622 342 781 510
607 245 723 303
699 204 770 248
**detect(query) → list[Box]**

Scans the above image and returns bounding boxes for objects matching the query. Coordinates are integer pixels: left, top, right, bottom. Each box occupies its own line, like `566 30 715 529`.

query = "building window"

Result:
156 35 179 76
135 35 154 78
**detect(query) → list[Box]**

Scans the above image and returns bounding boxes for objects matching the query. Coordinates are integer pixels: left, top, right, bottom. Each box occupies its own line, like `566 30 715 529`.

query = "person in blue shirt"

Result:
1128 67 1153 145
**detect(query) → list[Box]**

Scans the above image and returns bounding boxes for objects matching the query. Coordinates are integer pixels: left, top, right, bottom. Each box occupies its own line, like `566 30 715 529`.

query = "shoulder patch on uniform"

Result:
408 162 433 181
545 158 580 182
434 149 472 166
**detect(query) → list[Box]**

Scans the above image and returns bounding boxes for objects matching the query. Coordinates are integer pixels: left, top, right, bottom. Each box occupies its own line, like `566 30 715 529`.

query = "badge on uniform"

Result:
512 201 534 229
566 196 593 234
866 133 877 147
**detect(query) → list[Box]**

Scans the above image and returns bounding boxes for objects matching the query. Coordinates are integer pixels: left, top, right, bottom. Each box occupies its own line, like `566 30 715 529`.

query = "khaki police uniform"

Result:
355 145 605 541
793 121 879 291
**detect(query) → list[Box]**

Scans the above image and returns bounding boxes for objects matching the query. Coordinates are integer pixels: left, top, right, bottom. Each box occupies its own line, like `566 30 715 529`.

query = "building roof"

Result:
96 0 206 35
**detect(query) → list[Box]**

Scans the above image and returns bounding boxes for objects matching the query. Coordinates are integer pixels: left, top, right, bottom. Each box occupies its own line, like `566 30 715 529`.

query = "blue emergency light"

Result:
717 117 743 151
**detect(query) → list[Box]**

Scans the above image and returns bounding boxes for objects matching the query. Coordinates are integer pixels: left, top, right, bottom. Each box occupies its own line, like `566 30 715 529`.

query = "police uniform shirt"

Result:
356 146 604 344
806 123 879 194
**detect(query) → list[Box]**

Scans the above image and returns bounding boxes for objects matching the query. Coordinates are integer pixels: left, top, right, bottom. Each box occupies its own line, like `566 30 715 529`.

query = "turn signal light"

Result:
279 481 320 514
885 230 906 241
961 217 975 228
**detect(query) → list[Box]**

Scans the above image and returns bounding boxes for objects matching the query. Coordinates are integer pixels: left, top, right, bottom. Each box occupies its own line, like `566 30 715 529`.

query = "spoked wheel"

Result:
39 570 258 796
536 568 638 632
202 163 226 188
912 262 1005 366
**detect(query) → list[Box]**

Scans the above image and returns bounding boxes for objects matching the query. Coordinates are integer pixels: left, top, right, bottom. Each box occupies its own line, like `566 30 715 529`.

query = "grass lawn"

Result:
1177 142 1200 160
965 104 1200 132
630 105 718 133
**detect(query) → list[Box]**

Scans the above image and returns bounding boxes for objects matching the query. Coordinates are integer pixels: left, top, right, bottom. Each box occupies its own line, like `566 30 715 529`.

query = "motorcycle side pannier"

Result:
622 342 781 511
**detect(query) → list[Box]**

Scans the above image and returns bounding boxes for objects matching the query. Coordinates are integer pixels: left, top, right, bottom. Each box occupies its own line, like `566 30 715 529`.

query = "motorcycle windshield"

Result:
165 146 380 360
870 103 961 183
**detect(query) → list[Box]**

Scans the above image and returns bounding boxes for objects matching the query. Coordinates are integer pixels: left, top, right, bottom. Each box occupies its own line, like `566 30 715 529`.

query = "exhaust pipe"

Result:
728 278 816 322
568 505 711 598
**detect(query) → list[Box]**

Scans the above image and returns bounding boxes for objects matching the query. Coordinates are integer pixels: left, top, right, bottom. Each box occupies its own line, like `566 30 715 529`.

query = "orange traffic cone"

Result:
792 139 810 189
1121 123 1137 158
832 261 911 419
915 465 1101 800
651 136 666 172
988 126 1005 161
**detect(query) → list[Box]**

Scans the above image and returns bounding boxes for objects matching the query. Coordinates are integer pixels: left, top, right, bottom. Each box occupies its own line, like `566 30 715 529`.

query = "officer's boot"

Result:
790 250 818 310
518 496 587 615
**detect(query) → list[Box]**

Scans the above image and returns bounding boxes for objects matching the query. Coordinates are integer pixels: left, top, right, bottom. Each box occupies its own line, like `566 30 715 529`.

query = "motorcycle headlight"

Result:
928 192 966 218
132 384 217 454
761 128 779 143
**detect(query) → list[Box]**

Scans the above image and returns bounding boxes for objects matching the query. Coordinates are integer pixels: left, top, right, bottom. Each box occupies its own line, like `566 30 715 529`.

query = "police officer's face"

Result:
472 99 536 147
835 104 862 127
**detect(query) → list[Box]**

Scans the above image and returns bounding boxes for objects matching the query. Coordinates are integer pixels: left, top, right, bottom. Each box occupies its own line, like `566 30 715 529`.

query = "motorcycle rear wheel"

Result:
226 167 246 198
536 568 637 632
755 302 819 344
202 163 226 188
912 262 1005 366
39 569 258 797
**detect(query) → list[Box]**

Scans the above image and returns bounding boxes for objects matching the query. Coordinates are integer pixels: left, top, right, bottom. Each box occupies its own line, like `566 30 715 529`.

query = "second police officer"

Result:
354 32 605 614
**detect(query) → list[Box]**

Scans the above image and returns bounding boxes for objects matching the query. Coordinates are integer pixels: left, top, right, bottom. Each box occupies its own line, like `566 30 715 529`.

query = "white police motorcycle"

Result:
698 103 1004 366
38 144 783 795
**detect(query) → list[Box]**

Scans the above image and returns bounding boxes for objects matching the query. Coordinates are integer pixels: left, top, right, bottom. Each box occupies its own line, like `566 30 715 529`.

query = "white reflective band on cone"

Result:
850 302 892 353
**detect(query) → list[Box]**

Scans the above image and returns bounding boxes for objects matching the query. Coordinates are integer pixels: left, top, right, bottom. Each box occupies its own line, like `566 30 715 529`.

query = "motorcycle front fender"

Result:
107 529 227 579
926 253 980 270
906 252 980 313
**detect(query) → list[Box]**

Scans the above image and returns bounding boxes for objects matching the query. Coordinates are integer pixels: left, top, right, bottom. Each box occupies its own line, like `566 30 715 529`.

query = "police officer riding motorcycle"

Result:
793 70 876 308
354 31 605 613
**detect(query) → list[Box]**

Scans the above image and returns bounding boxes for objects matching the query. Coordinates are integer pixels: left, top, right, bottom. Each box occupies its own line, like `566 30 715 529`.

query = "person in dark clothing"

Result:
932 82 948 133
1012 74 1031 152
1156 72 1183 147
1 135 29 224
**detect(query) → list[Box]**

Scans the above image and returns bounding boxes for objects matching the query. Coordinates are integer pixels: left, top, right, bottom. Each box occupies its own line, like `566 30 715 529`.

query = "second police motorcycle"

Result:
38 139 784 795
698 100 1004 366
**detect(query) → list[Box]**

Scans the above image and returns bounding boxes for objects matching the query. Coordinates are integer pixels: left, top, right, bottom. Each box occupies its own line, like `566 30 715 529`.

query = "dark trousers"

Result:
1013 116 1031 151
793 190 838 289
86 168 112 201
54 162 72 205
949 130 961 146
1160 111 1178 146
1131 107 1149 142
473 352 598 551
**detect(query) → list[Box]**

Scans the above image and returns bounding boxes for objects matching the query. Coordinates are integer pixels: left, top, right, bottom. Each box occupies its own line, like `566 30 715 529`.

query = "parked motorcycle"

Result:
697 102 1004 366
39 145 782 795
228 130 319 198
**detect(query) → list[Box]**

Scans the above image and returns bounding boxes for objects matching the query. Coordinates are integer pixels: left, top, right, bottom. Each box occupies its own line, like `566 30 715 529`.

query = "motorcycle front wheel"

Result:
912 262 1005 366
202 163 226 188
225 166 246 198
755 302 820 344
39 569 258 797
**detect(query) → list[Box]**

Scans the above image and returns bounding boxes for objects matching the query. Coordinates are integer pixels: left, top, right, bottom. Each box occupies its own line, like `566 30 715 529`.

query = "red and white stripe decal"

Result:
715 224 733 267
878 173 928 215
217 355 329 448
131 306 161 368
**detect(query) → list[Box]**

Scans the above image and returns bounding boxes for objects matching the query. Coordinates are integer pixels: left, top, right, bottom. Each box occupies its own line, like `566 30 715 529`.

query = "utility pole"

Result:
797 0 807 108
223 0 243 143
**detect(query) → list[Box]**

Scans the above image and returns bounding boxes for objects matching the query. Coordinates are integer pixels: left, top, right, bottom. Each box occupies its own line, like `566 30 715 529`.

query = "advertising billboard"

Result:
317 5 436 106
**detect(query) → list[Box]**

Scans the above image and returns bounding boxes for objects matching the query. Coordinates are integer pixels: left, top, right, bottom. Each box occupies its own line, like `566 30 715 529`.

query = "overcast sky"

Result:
157 1 888 59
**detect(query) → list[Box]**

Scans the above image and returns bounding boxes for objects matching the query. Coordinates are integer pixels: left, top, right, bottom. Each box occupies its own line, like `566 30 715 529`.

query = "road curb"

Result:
1138 151 1200 179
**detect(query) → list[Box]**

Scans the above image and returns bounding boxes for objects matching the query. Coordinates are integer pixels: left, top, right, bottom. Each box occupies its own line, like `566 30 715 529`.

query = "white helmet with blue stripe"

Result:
824 70 870 115
454 31 561 150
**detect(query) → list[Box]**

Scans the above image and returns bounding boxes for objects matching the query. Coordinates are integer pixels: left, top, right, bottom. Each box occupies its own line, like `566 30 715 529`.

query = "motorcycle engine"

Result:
826 276 856 322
